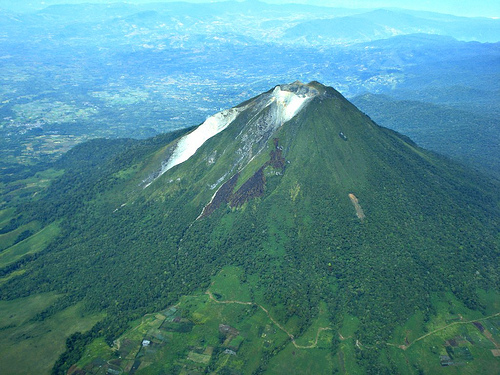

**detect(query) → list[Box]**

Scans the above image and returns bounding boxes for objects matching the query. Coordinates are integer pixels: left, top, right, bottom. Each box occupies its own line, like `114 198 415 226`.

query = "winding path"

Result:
390 312 500 350
206 289 500 352
205 289 331 349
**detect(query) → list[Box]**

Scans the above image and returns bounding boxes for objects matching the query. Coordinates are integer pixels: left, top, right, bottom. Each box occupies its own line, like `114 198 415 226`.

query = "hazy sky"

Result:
1 0 499 17
293 0 500 17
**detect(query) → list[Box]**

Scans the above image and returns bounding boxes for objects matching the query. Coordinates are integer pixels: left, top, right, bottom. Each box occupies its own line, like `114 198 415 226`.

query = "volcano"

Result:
1 82 499 374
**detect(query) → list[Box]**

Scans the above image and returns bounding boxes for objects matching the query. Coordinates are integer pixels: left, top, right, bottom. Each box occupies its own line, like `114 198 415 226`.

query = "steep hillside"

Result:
352 93 500 178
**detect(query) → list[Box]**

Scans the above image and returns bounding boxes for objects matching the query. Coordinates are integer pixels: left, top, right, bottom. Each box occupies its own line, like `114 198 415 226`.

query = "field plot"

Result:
0 294 103 375
209 265 252 303
265 302 335 374
0 221 42 251
72 266 337 374
0 221 60 267
387 291 500 375
400 319 500 375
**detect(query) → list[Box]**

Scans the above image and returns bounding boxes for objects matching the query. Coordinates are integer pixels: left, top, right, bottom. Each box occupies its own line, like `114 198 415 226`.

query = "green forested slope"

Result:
352 93 500 179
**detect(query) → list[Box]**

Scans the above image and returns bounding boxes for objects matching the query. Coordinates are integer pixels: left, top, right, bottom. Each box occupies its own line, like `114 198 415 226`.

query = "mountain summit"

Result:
142 81 384 213
1 82 499 374
143 81 319 187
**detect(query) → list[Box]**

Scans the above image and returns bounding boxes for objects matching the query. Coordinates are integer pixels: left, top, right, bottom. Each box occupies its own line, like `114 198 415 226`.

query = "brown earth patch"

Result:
199 138 287 215
348 193 365 221
269 138 286 169
199 173 240 218
482 328 500 348
230 167 266 207
473 321 485 332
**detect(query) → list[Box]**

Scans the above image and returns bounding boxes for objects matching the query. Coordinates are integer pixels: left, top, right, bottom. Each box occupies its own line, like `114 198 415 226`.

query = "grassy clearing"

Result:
388 290 500 374
2 169 64 206
339 314 359 340
0 220 42 251
0 221 60 267
210 266 252 303
265 344 334 375
0 269 26 285
293 301 332 348
0 293 60 329
32 168 64 184
0 208 15 228
478 289 500 312
0 294 104 375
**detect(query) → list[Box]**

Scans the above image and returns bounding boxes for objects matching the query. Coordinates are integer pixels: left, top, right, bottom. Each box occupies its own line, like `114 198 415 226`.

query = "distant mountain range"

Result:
284 9 500 44
1 2 498 43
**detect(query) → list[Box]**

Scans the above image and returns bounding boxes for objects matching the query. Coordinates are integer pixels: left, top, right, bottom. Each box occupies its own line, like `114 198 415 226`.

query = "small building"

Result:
142 339 151 347
439 355 453 366
224 349 237 356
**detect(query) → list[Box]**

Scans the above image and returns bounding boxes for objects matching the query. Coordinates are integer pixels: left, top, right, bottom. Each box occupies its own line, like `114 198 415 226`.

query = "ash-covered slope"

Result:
142 82 318 187
2 82 499 374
